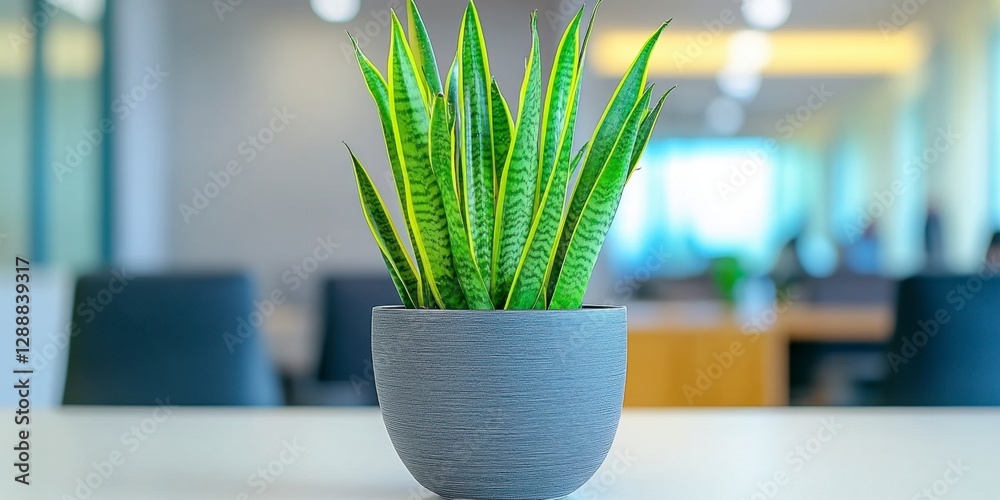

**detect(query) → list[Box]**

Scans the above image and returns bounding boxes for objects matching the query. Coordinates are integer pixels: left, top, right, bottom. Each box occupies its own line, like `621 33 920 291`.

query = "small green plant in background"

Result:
347 0 671 310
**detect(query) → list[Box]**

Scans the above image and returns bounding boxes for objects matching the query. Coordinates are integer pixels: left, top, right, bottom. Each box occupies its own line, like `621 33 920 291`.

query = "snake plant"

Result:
347 0 670 310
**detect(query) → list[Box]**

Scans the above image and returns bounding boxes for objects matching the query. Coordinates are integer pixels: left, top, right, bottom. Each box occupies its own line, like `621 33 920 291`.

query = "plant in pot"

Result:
346 1 670 498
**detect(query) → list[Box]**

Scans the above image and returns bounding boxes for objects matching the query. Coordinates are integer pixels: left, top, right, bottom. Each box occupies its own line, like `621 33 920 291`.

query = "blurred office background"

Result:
2 0 999 408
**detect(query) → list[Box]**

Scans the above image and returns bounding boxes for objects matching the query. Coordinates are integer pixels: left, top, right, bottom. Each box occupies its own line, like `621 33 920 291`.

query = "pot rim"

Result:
372 304 626 314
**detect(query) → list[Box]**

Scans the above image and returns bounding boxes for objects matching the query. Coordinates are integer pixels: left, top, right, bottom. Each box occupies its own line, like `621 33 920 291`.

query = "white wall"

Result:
116 0 171 271
161 0 571 301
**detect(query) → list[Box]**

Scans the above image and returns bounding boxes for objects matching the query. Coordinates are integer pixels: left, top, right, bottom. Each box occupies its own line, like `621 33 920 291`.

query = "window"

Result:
608 138 783 276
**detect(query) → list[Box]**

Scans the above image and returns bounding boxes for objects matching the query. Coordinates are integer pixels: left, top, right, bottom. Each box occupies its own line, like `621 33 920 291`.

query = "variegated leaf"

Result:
548 22 667 300
430 95 493 309
350 34 426 307
549 88 654 309
628 87 671 180
349 149 420 308
535 7 583 211
458 2 495 291
406 0 443 100
491 77 513 200
491 13 541 307
389 12 466 309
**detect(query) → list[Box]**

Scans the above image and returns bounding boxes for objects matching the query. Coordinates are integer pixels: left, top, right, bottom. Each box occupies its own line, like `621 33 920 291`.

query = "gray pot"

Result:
372 305 627 500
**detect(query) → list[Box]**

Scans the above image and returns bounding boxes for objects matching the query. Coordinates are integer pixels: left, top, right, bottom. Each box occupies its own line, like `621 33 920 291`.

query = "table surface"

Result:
2 408 998 499
628 301 893 342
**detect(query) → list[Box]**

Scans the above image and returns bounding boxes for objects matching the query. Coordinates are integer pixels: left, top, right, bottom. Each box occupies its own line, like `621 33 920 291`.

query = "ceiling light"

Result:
705 96 745 136
593 27 928 77
311 0 361 23
742 0 791 31
727 30 772 73
717 69 762 101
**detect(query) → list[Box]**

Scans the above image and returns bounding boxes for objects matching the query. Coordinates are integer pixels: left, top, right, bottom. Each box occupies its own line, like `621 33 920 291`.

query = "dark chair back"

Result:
63 273 282 405
882 275 1000 405
801 272 895 306
317 276 401 393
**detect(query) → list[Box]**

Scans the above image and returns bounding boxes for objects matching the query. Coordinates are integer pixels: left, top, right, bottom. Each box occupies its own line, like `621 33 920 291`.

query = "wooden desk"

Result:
5 408 997 499
626 302 787 406
780 305 893 343
624 302 893 406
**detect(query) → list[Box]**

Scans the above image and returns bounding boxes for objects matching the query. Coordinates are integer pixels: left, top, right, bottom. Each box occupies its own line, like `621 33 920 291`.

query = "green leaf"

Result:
430 95 493 309
443 53 464 223
490 13 541 307
537 140 589 306
628 87 671 180
350 34 426 307
445 53 460 117
549 88 654 309
505 110 586 309
548 21 667 300
505 4 596 310
406 0 443 100
527 4 606 306
491 77 513 200
506 138 588 309
533 288 546 309
348 149 420 308
389 12 466 309
458 2 495 292
535 7 583 211
579 0 602 66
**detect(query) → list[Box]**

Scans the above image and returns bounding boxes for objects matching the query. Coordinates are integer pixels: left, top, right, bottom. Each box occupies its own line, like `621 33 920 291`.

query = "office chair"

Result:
63 273 282 405
882 275 1000 405
310 275 401 405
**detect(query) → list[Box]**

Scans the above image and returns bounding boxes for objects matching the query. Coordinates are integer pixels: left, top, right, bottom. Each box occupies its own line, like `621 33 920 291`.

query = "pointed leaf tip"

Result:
389 8 404 31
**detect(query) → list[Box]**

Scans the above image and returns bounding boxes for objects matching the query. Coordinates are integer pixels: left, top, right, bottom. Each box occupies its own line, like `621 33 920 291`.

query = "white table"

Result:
2 408 998 499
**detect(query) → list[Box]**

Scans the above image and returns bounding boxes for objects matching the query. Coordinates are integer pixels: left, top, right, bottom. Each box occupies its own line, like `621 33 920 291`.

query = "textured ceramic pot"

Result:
371 305 627 500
